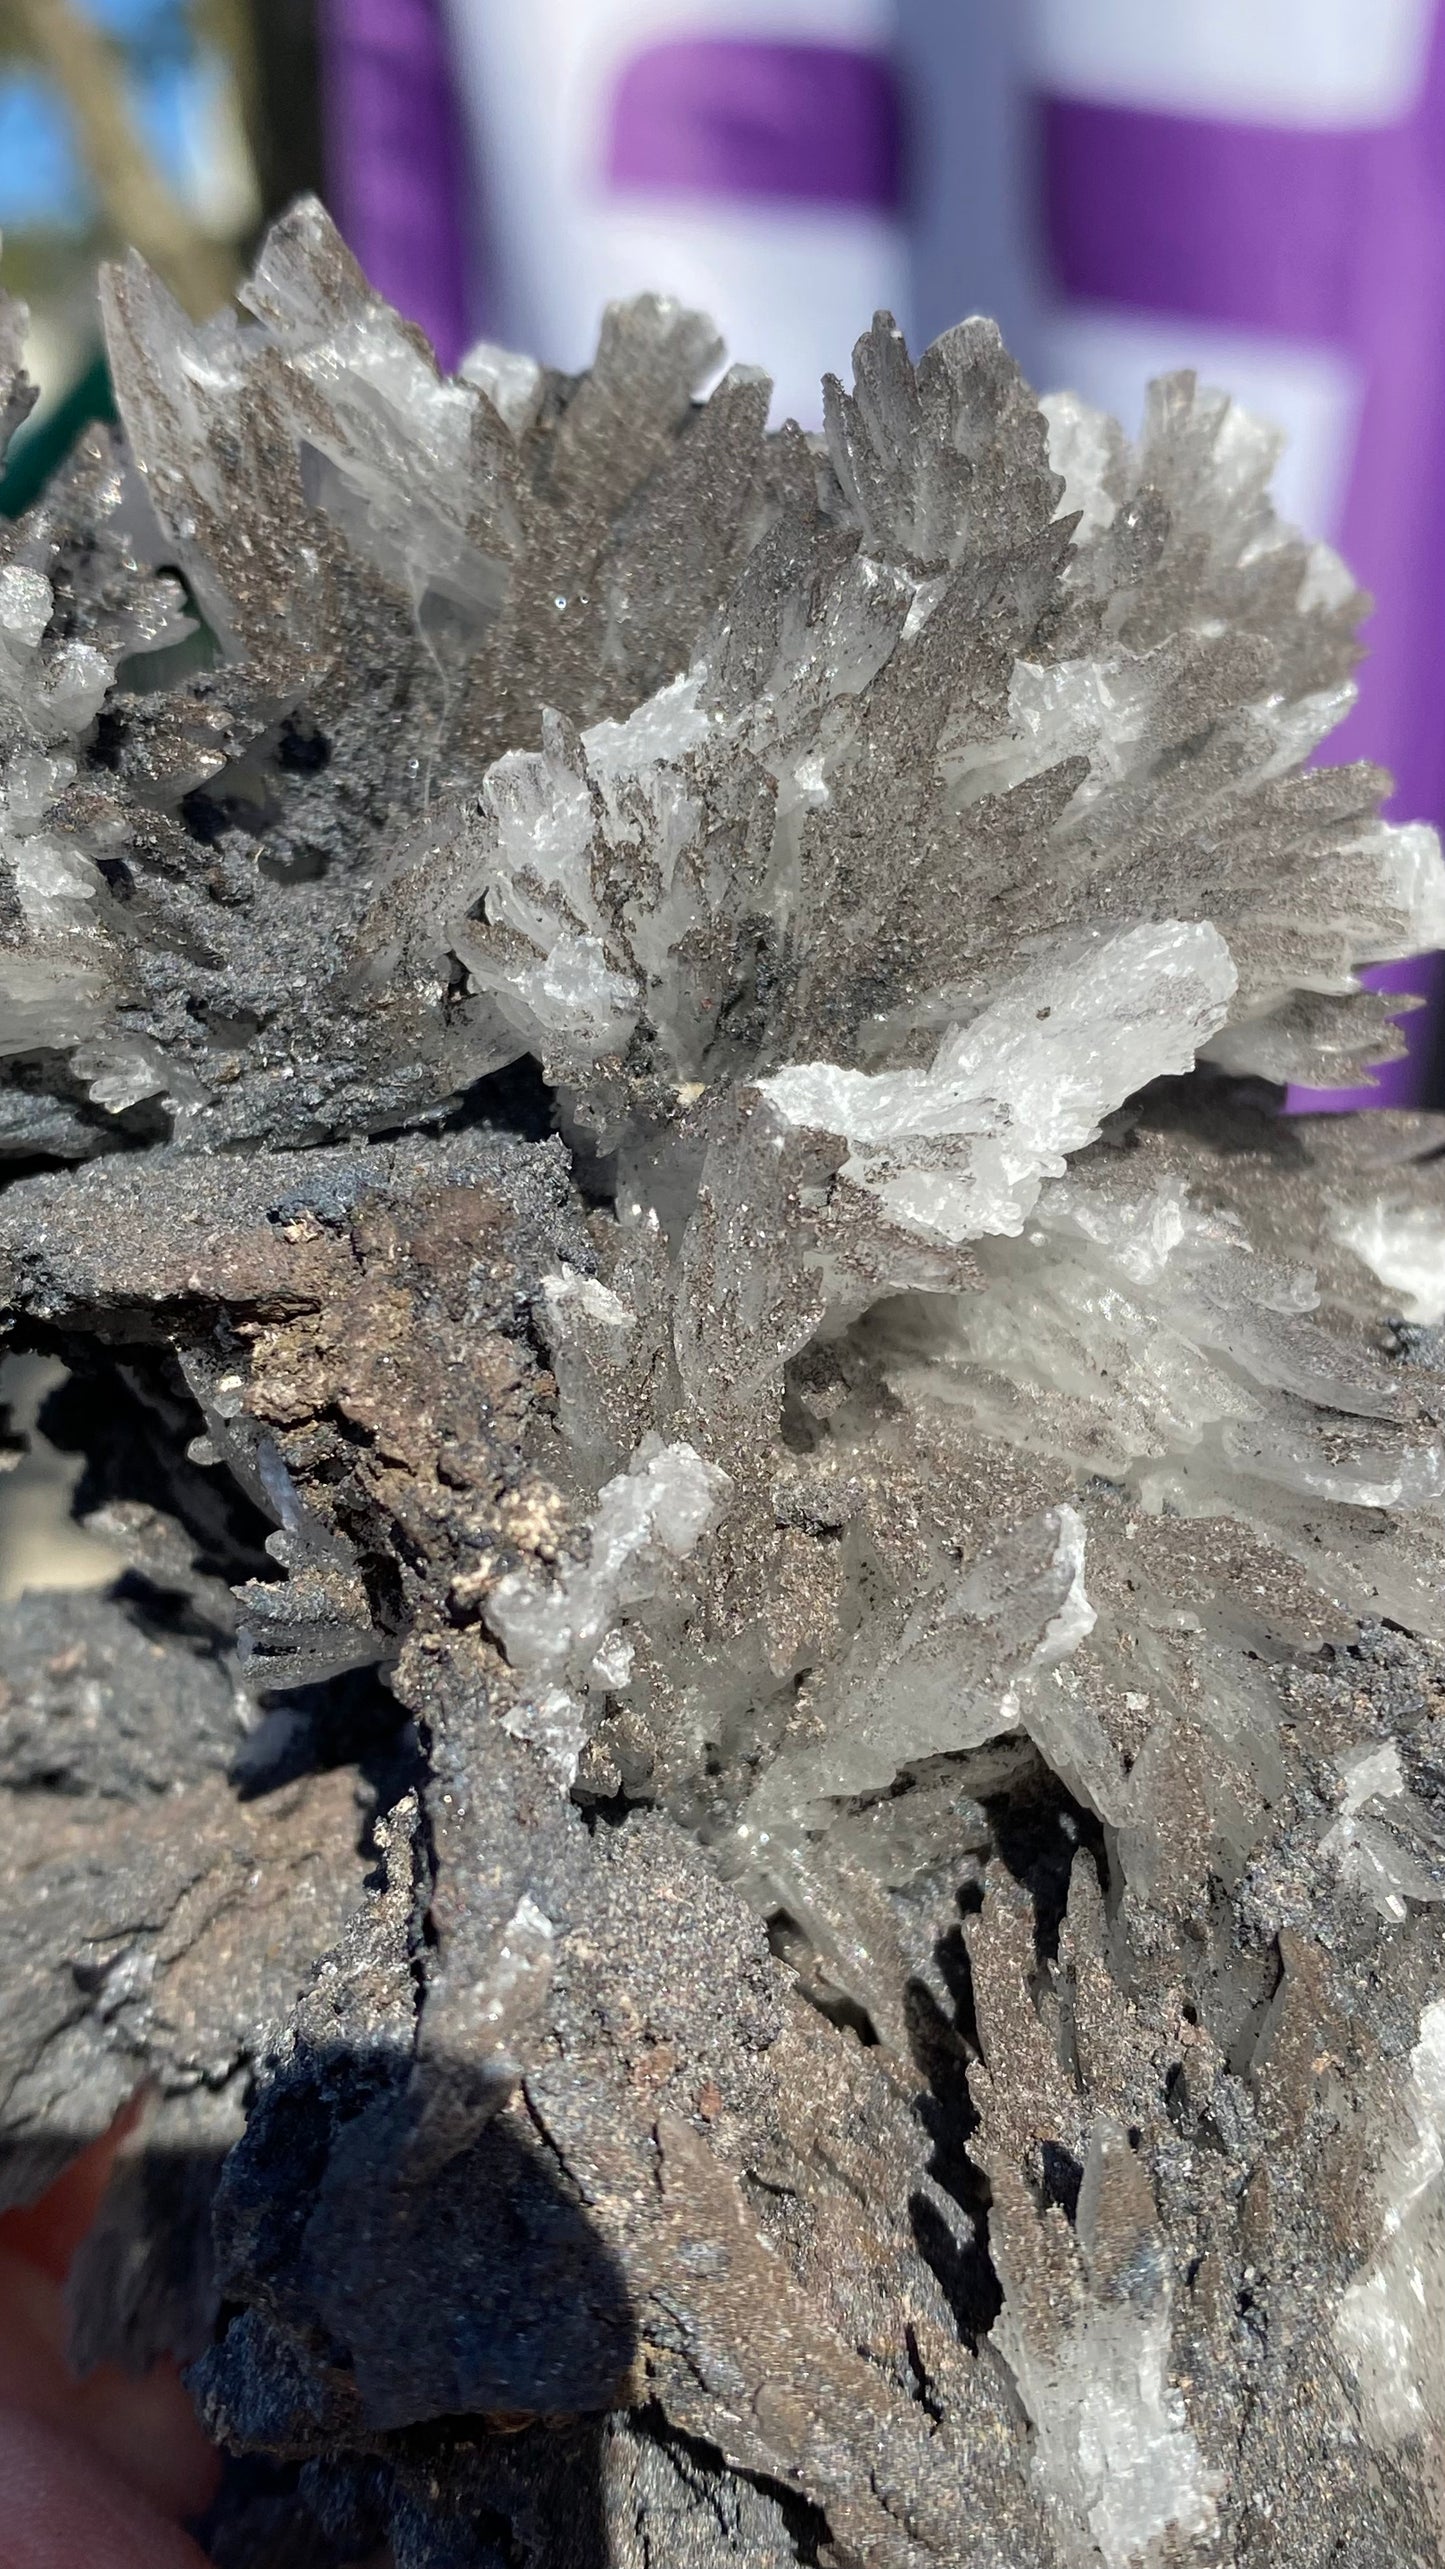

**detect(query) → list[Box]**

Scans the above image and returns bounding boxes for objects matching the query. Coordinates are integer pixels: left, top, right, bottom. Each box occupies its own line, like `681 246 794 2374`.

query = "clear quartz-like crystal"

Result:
3 200 1445 2564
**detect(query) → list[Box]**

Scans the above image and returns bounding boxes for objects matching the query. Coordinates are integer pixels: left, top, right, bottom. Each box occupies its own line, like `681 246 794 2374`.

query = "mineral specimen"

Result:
1 195 1445 2566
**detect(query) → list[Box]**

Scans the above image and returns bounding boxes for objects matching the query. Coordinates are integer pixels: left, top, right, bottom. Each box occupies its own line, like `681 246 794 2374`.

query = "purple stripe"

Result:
608 40 905 211
1043 99 1361 342
317 0 472 370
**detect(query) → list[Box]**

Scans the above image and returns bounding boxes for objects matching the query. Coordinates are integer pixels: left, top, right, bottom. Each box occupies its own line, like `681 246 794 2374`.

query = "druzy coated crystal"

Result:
1 200 1444 2567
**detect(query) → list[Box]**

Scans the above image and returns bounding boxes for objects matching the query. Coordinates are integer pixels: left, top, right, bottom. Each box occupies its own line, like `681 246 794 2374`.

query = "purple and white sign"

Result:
438 0 908 426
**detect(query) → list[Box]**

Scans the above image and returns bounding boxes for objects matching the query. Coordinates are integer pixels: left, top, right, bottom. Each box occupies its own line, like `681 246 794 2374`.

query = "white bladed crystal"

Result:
759 922 1236 1250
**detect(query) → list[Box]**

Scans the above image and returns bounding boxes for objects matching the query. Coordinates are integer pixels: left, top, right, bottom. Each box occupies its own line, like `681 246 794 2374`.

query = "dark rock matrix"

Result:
2 199 1445 2566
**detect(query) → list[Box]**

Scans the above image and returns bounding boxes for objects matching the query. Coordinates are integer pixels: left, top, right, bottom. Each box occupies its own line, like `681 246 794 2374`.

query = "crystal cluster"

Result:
1 200 1445 2567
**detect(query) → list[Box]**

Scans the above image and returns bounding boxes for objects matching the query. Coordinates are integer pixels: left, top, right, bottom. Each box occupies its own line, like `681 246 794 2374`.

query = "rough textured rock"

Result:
1 200 1445 2565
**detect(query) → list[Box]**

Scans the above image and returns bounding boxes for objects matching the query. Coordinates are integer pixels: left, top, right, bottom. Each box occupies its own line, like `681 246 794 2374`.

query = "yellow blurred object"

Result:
0 1358 121 1603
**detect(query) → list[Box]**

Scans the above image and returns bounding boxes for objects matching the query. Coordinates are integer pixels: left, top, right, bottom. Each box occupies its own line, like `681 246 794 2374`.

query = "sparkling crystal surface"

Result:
0 202 1444 2566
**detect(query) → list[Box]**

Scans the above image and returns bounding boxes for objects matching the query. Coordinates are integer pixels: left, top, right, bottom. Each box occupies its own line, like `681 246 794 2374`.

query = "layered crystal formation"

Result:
0 201 1443 2566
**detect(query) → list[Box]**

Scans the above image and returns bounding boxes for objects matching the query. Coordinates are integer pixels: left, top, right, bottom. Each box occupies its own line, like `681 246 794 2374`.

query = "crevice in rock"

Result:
628 2405 832 2566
